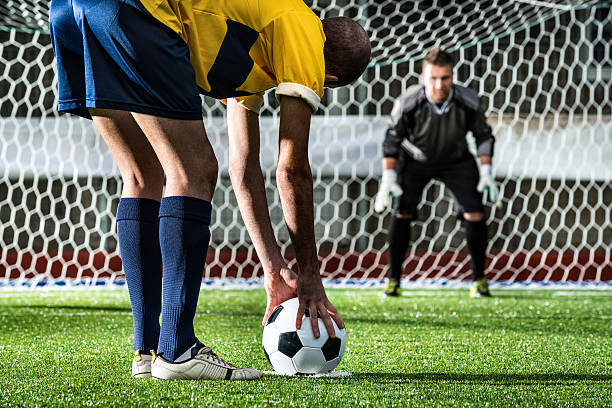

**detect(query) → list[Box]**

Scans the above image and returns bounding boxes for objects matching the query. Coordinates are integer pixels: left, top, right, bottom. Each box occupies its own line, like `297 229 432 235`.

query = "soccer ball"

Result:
262 297 346 375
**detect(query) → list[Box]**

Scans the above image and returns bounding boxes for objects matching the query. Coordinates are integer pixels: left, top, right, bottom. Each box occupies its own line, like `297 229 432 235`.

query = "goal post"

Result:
1 0 610 288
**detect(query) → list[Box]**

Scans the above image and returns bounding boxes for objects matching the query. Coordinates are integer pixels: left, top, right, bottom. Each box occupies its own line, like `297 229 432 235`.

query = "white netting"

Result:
0 0 610 287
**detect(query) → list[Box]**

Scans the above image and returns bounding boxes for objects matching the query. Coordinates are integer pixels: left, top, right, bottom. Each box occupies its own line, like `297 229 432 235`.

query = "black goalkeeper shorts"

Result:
396 154 484 217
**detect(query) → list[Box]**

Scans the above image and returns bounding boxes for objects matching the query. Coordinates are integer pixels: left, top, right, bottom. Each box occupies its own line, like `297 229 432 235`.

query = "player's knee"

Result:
121 164 164 196
204 159 219 192
464 212 484 222
178 158 219 194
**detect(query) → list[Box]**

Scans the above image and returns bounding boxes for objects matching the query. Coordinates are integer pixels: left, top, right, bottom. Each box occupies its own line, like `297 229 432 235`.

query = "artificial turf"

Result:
0 288 611 407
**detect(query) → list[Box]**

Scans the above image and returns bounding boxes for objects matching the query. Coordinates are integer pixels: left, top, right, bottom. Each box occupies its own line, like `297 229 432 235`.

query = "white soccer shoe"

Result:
132 350 153 378
151 343 262 380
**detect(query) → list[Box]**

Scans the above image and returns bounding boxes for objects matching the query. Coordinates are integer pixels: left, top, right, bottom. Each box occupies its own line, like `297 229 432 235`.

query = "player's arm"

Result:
374 99 406 213
470 100 499 205
471 103 495 165
276 95 344 338
226 99 298 325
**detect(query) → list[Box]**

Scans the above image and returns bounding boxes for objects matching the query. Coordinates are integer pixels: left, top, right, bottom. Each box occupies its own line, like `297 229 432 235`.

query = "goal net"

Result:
1 0 610 288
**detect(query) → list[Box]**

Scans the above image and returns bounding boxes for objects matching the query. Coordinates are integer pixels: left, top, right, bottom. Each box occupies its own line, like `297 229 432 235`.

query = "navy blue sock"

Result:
466 219 488 281
116 198 163 353
157 196 212 362
388 216 412 282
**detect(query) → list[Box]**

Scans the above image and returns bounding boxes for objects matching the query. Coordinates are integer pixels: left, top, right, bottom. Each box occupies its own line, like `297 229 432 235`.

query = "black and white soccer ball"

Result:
262 297 346 375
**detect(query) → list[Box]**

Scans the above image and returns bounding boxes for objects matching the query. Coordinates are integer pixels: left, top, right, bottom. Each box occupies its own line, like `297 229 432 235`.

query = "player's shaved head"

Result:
322 17 371 87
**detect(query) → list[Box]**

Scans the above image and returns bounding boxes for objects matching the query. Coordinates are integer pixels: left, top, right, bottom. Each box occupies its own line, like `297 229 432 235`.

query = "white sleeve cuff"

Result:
275 82 321 113
480 163 492 176
382 169 397 183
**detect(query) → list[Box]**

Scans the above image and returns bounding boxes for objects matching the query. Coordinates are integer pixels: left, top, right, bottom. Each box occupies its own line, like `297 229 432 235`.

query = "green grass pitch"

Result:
0 288 611 407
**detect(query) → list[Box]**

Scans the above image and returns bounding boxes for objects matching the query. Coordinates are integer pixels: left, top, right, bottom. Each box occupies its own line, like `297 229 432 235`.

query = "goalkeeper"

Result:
374 47 498 298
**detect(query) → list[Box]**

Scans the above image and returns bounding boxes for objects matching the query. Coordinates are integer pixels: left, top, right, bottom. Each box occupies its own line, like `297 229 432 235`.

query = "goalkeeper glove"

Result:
374 169 403 213
477 164 500 206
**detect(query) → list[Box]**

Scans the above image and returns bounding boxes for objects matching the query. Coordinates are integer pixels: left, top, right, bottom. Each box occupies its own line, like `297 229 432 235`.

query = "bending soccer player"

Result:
374 48 498 298
50 0 370 380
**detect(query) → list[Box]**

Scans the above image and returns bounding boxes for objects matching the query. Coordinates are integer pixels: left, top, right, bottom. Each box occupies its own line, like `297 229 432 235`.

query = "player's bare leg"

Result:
91 109 165 377
130 113 217 201
130 113 260 380
91 109 164 199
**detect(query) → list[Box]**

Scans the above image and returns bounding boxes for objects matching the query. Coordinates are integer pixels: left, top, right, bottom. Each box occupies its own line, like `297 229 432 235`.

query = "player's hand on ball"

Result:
477 164 500 206
296 273 344 338
374 169 403 213
263 265 297 326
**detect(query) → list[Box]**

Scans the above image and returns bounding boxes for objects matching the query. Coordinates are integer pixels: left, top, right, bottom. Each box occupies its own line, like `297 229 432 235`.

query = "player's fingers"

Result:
379 192 388 209
481 187 488 205
309 304 320 338
325 300 345 329
373 200 381 213
495 191 503 208
374 193 387 213
296 303 306 330
263 300 277 326
317 306 336 338
493 188 502 208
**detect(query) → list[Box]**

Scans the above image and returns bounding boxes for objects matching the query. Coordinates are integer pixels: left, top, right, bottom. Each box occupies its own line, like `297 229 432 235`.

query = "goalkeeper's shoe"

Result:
470 279 492 298
132 350 153 378
383 279 401 297
151 342 262 380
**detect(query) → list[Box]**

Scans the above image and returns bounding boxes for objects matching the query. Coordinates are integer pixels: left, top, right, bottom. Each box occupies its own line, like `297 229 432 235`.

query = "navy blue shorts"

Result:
396 154 484 217
49 0 202 120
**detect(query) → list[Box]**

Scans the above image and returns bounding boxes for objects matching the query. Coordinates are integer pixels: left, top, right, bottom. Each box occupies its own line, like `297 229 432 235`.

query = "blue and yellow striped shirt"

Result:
138 0 326 112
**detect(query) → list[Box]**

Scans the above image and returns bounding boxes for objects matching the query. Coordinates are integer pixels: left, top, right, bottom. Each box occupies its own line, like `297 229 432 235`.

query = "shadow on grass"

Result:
3 304 261 318
349 372 612 385
2 304 131 312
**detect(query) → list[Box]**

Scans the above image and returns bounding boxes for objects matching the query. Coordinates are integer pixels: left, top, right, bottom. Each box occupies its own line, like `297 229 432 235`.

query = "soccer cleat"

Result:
151 342 262 380
132 350 153 378
470 279 492 298
383 279 401 297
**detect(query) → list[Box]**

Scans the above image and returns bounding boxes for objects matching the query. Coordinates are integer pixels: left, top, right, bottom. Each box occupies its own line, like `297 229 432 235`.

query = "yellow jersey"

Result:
138 0 326 112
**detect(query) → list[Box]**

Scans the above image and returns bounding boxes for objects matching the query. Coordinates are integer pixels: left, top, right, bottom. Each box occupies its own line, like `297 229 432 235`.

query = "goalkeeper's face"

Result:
422 63 453 104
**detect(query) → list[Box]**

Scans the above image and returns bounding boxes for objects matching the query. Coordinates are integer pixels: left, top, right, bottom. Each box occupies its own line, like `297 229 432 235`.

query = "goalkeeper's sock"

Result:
157 196 211 362
116 198 163 353
388 216 412 282
466 219 488 281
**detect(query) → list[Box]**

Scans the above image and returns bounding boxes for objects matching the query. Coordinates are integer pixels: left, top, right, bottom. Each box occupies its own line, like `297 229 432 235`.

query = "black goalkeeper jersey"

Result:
383 84 495 166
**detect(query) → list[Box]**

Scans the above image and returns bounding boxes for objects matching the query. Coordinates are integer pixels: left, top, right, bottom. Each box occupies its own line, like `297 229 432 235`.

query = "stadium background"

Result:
0 0 610 287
